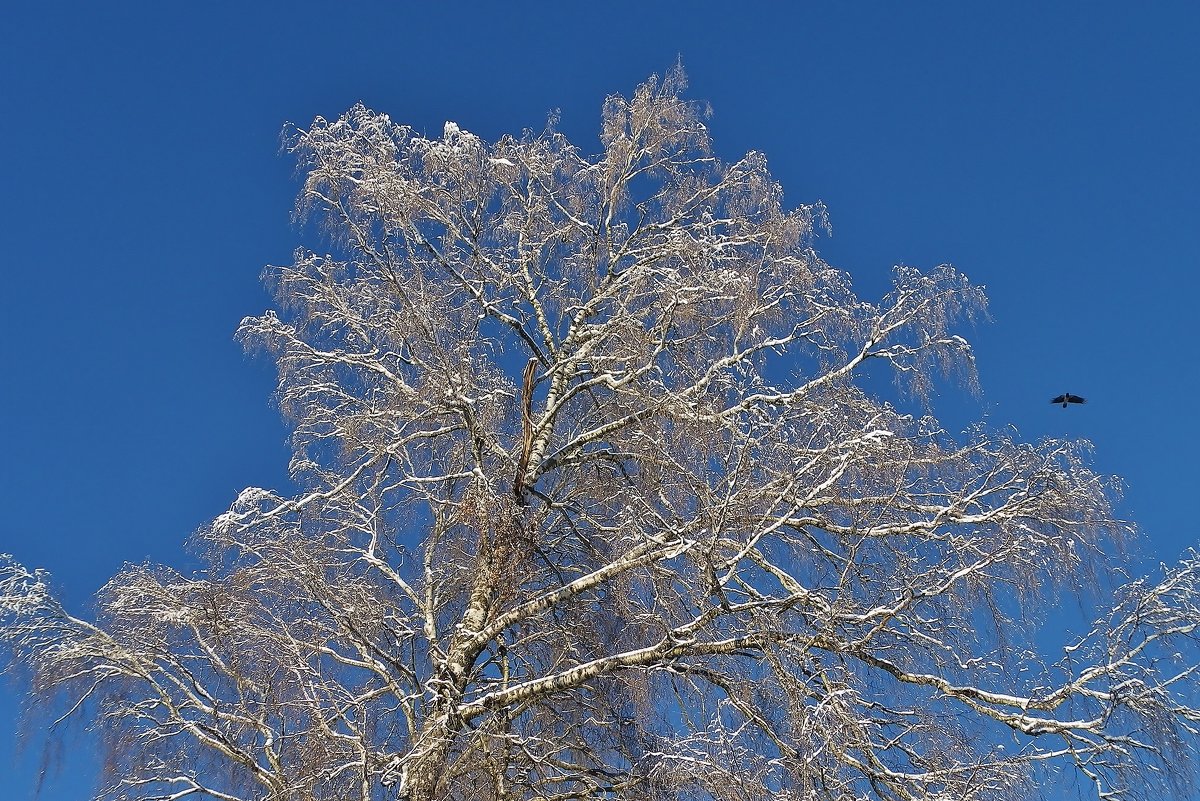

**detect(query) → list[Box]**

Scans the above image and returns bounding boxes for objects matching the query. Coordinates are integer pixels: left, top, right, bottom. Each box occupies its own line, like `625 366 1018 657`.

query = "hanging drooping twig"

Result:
514 357 538 499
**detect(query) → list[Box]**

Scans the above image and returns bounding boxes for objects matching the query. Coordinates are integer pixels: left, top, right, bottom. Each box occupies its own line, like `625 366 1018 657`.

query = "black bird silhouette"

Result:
1051 393 1086 408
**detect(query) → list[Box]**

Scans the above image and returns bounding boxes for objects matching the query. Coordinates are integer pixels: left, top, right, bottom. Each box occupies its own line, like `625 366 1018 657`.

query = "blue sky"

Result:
3 2 1198 797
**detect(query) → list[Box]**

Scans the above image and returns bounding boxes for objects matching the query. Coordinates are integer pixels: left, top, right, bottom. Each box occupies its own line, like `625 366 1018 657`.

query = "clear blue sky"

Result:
3 2 1198 798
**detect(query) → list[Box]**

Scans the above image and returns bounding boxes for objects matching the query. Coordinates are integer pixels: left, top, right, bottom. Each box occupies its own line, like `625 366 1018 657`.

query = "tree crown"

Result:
3 68 1198 801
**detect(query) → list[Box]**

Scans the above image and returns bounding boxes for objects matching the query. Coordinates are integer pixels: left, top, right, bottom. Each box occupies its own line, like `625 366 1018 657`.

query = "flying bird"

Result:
1050 393 1086 408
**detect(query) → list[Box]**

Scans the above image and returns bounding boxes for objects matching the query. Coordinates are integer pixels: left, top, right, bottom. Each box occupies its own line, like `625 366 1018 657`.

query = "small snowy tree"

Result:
4 69 1200 801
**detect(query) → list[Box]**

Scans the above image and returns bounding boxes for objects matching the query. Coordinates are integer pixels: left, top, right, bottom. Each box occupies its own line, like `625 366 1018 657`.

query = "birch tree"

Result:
4 68 1200 801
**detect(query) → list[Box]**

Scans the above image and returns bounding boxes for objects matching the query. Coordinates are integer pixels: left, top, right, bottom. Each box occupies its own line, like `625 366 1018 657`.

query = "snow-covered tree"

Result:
4 68 1199 801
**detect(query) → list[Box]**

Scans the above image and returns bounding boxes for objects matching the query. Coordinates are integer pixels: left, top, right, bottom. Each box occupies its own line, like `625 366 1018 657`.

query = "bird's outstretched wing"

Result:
1050 394 1067 405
